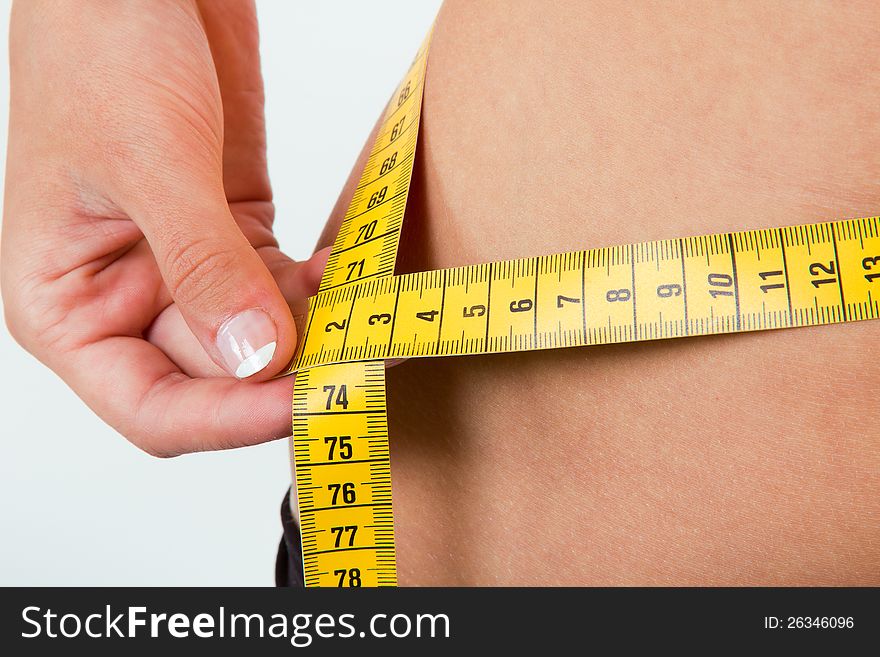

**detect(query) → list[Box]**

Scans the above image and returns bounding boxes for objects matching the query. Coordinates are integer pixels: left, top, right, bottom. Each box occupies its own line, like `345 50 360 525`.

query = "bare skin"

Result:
322 0 880 584
4 1 877 584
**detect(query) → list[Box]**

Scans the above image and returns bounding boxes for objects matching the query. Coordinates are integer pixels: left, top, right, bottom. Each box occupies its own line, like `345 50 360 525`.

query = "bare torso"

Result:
318 0 880 585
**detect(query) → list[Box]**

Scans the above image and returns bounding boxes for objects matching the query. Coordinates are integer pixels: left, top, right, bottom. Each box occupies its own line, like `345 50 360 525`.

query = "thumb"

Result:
122 177 295 381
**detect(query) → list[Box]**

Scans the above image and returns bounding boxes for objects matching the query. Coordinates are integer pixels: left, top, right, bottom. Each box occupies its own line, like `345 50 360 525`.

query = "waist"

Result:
319 0 880 585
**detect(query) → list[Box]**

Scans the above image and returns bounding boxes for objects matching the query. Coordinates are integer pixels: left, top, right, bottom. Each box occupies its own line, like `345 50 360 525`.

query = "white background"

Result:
0 1 441 585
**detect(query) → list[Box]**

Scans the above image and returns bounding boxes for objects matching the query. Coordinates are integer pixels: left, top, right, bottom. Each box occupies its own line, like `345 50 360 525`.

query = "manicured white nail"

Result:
216 309 277 379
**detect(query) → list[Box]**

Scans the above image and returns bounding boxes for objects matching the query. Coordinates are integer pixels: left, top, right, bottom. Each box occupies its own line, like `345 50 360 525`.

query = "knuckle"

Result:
163 237 241 308
1 280 64 355
2 292 29 347
123 372 193 459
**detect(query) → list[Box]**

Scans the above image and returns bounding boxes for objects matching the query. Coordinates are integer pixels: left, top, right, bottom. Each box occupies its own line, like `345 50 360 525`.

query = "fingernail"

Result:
216 309 277 379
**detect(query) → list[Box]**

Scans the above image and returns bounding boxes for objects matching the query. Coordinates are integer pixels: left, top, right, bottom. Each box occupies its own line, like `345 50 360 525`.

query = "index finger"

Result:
61 335 293 456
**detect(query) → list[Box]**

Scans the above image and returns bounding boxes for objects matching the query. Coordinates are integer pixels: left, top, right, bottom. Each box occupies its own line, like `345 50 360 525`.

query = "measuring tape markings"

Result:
317 55 427 292
292 361 396 587
290 30 880 587
290 39 431 588
291 216 880 371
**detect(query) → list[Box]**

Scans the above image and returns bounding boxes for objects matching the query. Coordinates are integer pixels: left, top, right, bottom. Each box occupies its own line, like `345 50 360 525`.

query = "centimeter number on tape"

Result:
289 36 430 588
293 218 880 369
289 28 880 587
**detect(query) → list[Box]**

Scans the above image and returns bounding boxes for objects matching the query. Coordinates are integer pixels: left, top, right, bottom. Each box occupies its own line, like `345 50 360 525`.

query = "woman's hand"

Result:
1 0 325 455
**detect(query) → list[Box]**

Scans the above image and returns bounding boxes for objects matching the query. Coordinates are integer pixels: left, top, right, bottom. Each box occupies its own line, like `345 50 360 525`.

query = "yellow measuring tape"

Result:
287 32 880 587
